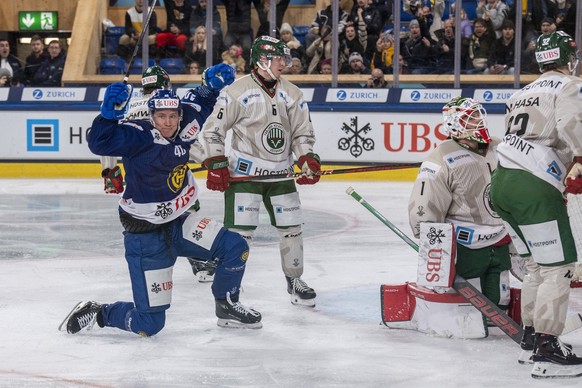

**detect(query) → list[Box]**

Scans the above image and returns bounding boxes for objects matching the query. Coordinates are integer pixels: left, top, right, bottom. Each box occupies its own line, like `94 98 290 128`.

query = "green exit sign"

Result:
18 11 58 31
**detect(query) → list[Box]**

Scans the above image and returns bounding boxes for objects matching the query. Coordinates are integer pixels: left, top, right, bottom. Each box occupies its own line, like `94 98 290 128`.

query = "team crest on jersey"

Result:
167 164 188 193
262 123 286 154
482 183 500 218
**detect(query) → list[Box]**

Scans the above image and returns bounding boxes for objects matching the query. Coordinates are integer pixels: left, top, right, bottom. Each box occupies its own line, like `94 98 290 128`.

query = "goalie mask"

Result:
250 36 292 80
535 31 580 74
442 97 491 144
141 66 170 94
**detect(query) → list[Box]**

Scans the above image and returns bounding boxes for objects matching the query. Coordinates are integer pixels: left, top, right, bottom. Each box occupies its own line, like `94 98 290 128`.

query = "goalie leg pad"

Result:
417 223 456 288
381 283 487 339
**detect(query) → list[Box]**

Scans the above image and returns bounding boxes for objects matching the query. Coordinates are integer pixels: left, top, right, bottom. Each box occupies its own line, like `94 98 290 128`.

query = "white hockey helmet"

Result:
442 97 491 144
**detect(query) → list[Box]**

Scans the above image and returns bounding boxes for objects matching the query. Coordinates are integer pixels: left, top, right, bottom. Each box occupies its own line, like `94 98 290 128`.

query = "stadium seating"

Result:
160 57 186 74
104 26 125 56
99 57 126 75
292 25 309 47
129 58 157 74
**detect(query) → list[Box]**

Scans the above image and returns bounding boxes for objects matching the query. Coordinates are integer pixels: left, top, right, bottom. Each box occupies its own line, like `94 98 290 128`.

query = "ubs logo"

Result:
33 89 43 99
336 90 347 101
410 90 421 101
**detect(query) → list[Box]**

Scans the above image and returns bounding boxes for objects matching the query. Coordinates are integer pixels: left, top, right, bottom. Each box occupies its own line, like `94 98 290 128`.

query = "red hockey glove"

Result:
565 157 582 195
296 153 321 185
102 166 124 194
203 156 230 192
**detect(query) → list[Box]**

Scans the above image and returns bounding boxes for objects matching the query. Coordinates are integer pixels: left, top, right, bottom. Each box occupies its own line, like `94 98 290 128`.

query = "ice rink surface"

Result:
1 178 582 387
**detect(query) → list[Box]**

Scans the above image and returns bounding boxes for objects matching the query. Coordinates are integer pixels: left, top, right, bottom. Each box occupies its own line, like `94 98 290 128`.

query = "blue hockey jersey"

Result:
88 87 217 224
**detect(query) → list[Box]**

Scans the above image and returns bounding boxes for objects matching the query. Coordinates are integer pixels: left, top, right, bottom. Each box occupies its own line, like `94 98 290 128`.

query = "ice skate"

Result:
531 334 582 378
187 257 217 283
215 293 262 329
286 277 316 307
58 301 104 334
519 326 535 364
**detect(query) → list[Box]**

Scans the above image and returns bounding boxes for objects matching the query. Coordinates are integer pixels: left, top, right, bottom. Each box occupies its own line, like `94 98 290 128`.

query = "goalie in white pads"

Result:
408 96 512 313
490 31 582 378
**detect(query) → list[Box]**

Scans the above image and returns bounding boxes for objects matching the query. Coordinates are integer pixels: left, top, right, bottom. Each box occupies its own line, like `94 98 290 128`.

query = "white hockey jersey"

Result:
201 71 316 179
497 71 582 192
408 139 506 249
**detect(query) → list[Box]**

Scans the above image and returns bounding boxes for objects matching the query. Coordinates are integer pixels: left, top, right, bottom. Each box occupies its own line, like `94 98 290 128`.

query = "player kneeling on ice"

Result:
60 64 263 336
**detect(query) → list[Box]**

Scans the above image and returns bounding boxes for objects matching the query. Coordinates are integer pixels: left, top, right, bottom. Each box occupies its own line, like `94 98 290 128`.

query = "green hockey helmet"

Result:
141 66 170 94
535 31 580 73
250 35 292 70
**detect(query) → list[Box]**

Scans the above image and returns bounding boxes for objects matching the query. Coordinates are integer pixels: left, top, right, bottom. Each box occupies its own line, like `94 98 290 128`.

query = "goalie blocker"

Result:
382 223 522 339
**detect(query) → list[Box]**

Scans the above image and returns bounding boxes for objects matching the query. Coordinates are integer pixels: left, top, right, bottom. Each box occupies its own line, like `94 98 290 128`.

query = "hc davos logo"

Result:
336 90 347 101
410 90 421 101
32 89 43 99
483 91 493 102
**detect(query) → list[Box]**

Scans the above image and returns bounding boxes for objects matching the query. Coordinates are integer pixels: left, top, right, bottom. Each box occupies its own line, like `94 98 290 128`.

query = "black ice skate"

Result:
518 325 535 365
286 277 316 307
531 334 582 378
58 301 104 334
215 293 262 329
187 257 217 283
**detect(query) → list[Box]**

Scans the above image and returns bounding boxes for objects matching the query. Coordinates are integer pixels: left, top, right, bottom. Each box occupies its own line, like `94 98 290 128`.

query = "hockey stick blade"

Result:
229 163 421 182
346 186 523 344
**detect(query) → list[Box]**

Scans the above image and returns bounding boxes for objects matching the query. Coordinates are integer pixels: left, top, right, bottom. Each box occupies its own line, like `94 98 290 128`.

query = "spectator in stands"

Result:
304 0 349 50
466 18 496 73
342 51 370 75
188 61 201 74
340 20 368 69
319 58 333 75
0 38 23 85
306 23 337 75
0 68 11 87
157 0 193 57
449 4 473 38
255 0 290 37
279 23 306 66
557 2 575 36
540 17 557 34
189 0 223 62
484 19 515 74
282 57 304 75
24 35 47 86
221 44 246 74
32 40 66 87
369 31 394 73
401 19 437 74
403 0 433 40
185 26 209 69
349 0 382 44
476 0 508 38
222 0 262 62
386 54 409 74
117 0 158 61
366 67 387 88
435 19 457 74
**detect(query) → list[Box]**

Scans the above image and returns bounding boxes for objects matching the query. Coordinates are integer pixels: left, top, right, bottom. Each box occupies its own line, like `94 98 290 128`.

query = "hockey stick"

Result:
346 186 524 344
123 0 158 84
229 163 421 182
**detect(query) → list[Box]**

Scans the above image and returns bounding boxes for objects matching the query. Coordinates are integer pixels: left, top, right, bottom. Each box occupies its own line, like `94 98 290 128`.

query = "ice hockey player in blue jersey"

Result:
59 64 263 335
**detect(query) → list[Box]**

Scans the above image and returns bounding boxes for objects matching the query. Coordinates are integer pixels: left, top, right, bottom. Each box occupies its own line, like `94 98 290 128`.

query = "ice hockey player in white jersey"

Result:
490 31 582 378
408 96 512 308
200 35 320 307
99 65 171 194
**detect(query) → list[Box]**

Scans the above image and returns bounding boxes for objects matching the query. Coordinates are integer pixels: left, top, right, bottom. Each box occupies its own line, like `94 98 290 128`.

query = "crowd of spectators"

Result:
98 0 579 79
